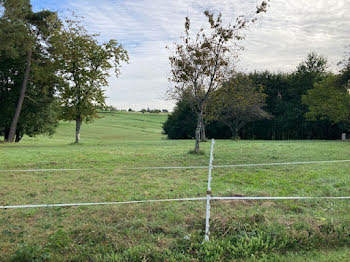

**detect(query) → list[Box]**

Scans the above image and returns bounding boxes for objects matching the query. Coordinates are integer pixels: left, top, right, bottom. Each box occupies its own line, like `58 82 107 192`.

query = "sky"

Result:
31 0 350 111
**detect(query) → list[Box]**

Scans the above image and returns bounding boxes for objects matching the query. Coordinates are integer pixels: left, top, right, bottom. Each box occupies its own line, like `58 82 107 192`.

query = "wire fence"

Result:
1 159 350 173
1 139 350 241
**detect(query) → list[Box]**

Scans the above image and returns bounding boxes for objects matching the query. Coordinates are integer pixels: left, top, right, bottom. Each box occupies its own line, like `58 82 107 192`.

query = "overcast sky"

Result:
31 0 350 111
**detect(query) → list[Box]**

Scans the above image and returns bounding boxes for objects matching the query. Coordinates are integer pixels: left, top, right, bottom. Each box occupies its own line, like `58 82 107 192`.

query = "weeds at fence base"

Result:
8 216 350 261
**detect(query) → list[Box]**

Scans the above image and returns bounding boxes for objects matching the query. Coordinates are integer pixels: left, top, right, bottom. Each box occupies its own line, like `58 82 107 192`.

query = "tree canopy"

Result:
168 2 268 153
51 17 129 143
207 74 270 139
302 56 350 132
0 0 60 142
0 1 128 143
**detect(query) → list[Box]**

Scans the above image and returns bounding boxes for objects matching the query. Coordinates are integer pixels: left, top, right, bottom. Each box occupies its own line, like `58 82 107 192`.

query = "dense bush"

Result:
162 99 197 139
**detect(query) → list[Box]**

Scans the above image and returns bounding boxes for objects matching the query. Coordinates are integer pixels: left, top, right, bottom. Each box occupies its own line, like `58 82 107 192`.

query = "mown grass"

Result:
1 111 350 261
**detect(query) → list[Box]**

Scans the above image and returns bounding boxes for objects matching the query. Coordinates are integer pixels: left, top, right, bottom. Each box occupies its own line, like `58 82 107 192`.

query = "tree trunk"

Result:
200 115 206 141
75 116 81 144
15 130 22 143
234 126 240 140
228 125 235 139
6 49 32 143
194 114 202 153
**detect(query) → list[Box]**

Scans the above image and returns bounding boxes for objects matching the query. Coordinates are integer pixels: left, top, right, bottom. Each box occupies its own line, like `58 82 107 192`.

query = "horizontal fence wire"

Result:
212 196 350 200
2 195 350 209
0 166 208 173
0 197 207 209
124 165 208 170
214 159 350 168
1 160 350 173
0 168 109 173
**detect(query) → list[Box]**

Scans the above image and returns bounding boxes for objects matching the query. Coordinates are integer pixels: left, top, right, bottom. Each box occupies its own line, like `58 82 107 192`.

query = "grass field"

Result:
1 111 350 261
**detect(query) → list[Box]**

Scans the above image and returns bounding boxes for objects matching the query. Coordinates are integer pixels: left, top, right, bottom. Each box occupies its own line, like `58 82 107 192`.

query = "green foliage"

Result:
248 52 334 140
208 73 270 139
303 75 350 130
164 53 343 140
247 67 341 140
163 98 197 139
52 17 128 124
302 51 350 132
0 0 60 141
0 0 33 58
168 5 268 152
198 233 278 261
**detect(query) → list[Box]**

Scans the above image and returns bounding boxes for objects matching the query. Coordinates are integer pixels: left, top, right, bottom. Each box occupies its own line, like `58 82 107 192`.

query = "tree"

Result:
302 51 350 134
1 0 34 142
208 74 270 139
282 53 327 137
302 75 350 131
339 47 350 87
244 53 336 140
0 50 60 141
162 97 197 139
52 18 128 143
0 0 60 142
168 3 268 153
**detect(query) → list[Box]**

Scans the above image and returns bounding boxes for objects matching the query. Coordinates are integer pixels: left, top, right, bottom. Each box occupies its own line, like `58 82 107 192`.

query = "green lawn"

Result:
1 111 350 261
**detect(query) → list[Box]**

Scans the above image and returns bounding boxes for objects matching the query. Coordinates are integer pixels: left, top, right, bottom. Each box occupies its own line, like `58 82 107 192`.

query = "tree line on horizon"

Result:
163 52 350 141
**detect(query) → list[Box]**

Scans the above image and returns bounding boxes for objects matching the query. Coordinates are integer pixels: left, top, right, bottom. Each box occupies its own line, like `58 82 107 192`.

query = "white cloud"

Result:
240 0 350 72
60 0 350 110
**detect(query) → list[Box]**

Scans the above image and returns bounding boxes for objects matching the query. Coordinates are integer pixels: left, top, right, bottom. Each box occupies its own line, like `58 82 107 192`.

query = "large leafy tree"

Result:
0 0 60 142
168 3 268 153
52 18 128 143
302 51 350 134
246 53 334 140
284 52 329 136
208 74 270 139
303 75 350 132
247 71 290 139
0 49 60 141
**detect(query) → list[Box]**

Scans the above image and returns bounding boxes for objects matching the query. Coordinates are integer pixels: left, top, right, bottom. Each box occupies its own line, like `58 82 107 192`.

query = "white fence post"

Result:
204 139 215 241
